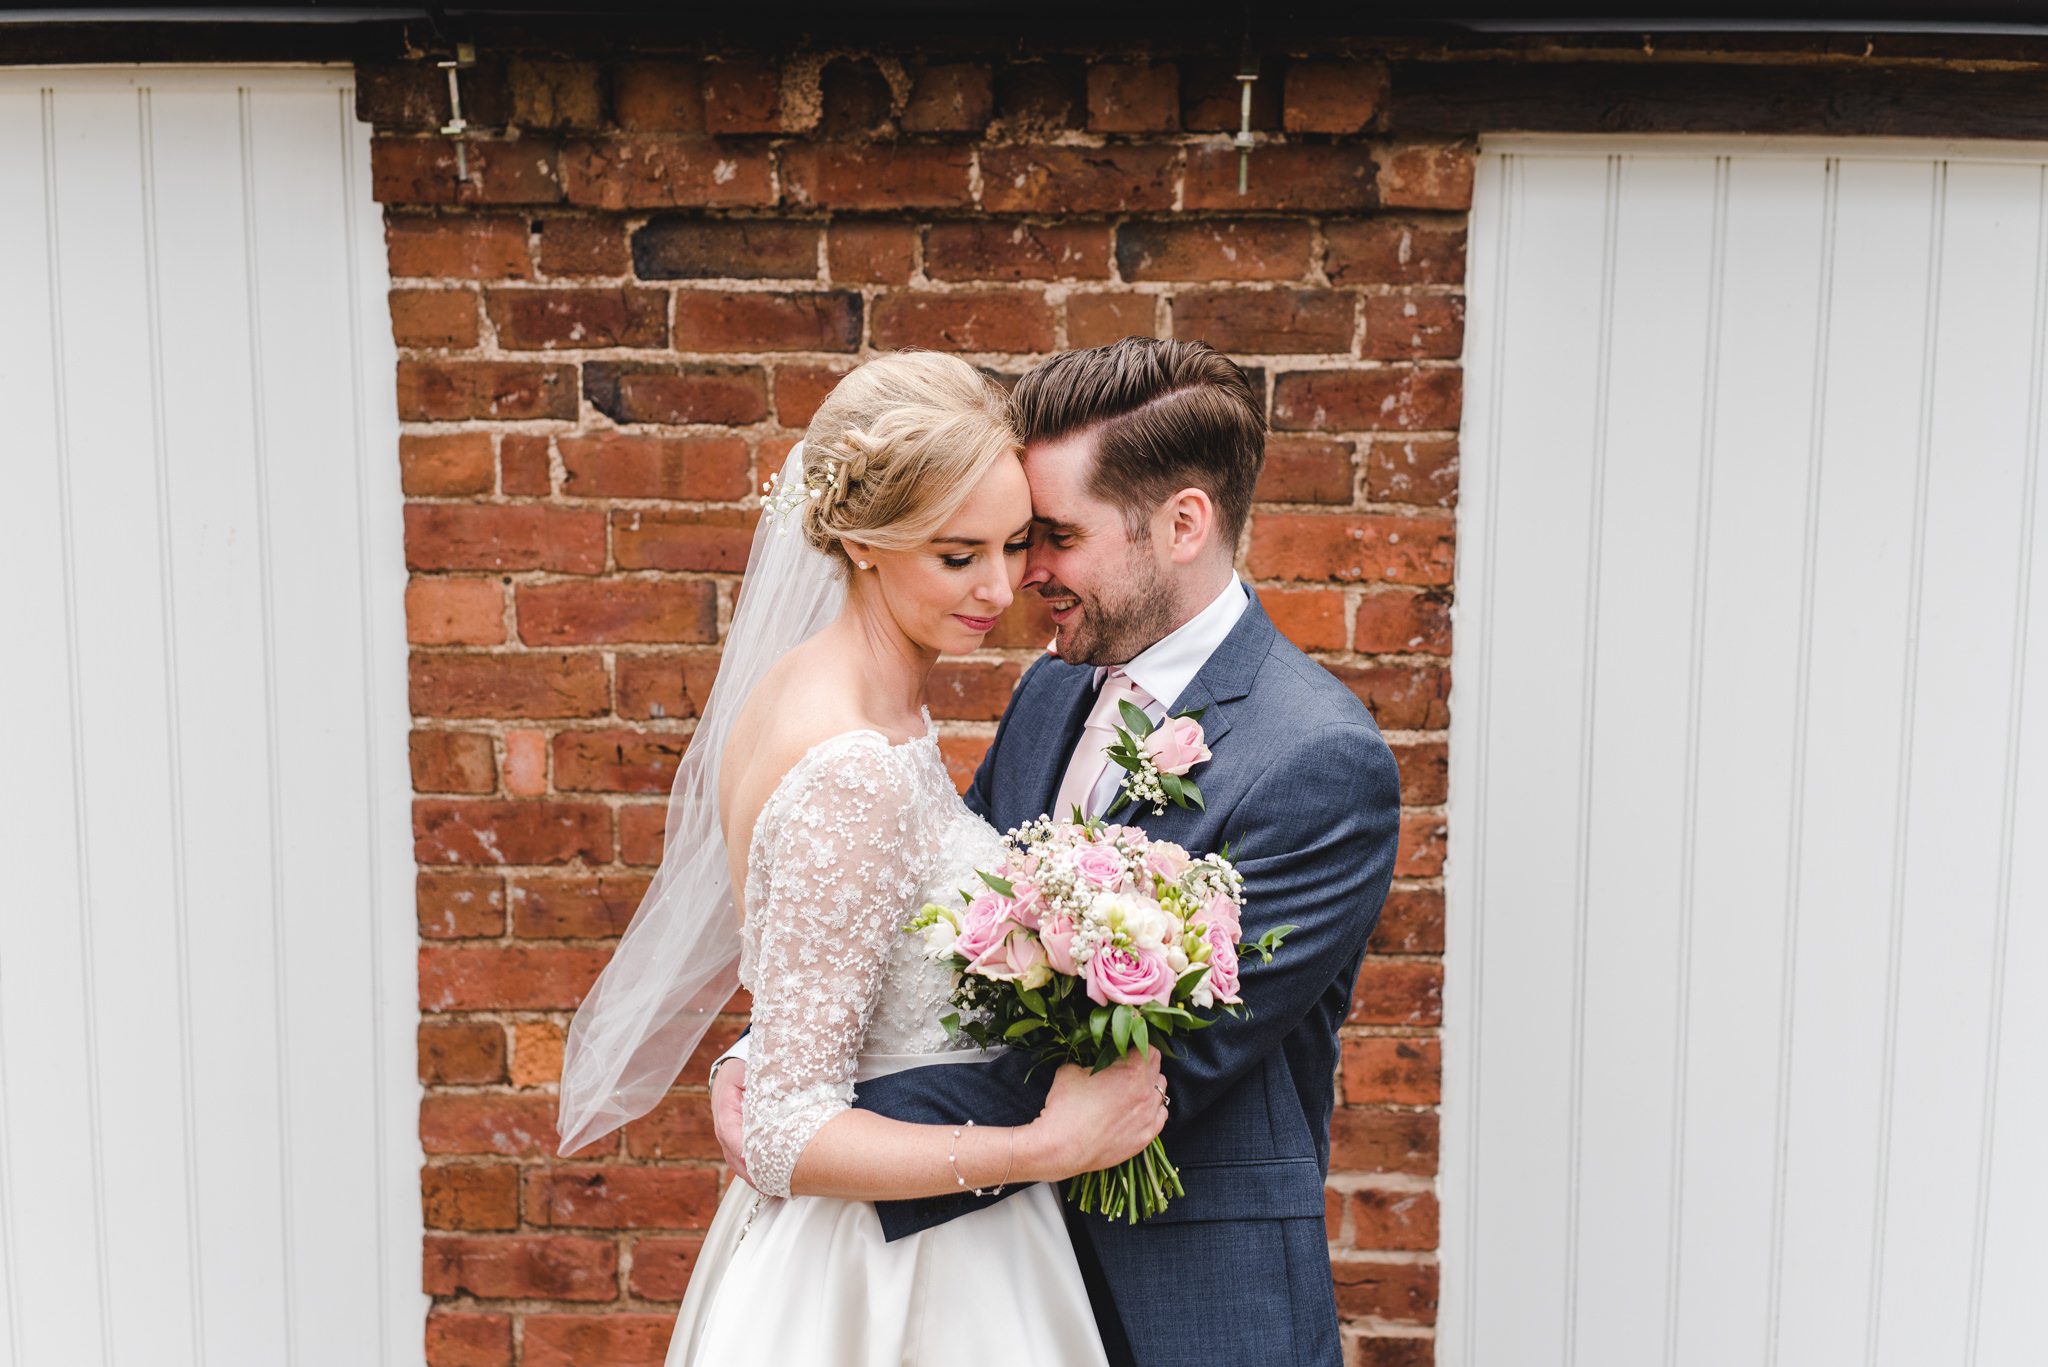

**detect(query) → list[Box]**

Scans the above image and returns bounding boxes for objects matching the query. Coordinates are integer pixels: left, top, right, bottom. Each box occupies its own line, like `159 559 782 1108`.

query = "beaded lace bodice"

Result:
736 713 1004 1198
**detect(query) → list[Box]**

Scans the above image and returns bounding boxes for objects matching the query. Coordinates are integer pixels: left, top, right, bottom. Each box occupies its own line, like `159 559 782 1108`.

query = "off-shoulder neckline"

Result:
856 703 939 752
739 706 939 886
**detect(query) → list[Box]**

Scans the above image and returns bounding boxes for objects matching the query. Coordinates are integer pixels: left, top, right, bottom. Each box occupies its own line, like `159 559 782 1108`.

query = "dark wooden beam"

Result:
1391 58 2048 139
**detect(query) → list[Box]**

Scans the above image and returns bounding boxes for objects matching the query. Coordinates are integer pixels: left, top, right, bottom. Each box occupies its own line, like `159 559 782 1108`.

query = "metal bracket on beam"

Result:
438 38 476 183
1234 56 1259 196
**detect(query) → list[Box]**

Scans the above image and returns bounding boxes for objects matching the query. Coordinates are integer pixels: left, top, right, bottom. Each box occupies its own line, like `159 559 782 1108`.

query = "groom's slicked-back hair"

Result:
1008 336 1267 546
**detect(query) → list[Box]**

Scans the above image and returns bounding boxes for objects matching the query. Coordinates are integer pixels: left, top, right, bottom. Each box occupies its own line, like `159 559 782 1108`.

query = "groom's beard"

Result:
1046 561 1178 667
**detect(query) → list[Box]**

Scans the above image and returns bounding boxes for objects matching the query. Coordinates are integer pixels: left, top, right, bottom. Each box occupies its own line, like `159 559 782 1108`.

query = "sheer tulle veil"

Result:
556 442 843 1155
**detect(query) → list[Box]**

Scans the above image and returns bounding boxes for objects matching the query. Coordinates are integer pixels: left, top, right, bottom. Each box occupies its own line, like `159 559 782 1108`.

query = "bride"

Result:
555 351 1166 1366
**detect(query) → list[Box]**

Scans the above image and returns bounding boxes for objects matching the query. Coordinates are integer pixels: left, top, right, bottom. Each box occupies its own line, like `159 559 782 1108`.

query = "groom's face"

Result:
1020 432 1178 667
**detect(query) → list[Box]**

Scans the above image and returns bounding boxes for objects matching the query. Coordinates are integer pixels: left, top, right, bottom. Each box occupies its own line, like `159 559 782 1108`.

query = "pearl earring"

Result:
856 559 870 570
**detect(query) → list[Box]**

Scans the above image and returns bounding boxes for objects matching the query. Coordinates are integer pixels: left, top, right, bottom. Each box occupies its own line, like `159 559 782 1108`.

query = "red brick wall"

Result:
369 50 1456 1367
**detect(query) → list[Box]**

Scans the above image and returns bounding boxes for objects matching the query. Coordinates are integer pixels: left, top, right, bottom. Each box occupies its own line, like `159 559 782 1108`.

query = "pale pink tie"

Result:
1052 669 1154 822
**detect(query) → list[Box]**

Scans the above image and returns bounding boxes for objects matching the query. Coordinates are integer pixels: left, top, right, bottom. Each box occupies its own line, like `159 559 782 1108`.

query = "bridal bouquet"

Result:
906 816 1291 1222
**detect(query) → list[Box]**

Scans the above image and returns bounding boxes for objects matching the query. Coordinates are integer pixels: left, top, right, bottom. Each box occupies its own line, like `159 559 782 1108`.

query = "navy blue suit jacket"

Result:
853 586 1402 1367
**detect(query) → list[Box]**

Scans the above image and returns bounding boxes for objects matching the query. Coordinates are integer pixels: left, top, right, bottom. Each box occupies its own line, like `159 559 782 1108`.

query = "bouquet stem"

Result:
1065 1137 1185 1223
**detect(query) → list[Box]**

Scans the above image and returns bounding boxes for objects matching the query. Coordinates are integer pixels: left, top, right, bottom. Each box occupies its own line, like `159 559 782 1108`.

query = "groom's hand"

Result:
710 1059 752 1187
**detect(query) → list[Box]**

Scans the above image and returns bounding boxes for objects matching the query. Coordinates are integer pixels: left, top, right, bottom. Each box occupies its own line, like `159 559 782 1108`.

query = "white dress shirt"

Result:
714 572 1250 1078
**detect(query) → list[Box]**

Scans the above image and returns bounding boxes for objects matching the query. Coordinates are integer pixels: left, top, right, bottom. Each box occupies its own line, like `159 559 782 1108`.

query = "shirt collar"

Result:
1093 572 1249 711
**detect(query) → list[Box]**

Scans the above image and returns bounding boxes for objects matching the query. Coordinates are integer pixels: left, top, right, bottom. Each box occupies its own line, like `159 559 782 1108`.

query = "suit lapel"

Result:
1020 660 1097 826
1127 589 1279 844
1160 586 1275 735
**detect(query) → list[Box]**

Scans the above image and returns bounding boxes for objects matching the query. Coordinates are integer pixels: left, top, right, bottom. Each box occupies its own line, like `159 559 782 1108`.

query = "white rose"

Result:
1123 899 1169 953
1086 890 1127 936
917 908 960 957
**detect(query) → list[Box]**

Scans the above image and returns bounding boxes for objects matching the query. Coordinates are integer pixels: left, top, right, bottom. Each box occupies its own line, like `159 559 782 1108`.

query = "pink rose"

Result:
1039 909 1080 976
1085 944 1176 1008
1203 923 1242 1004
1197 892 1241 941
1005 880 1043 931
954 892 1012 964
995 931 1049 987
1142 716 1211 777
1144 843 1191 883
1074 844 1125 890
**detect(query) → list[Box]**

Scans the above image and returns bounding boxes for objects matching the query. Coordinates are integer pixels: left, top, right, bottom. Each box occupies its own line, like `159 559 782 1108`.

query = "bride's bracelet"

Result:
946 1119 1015 1197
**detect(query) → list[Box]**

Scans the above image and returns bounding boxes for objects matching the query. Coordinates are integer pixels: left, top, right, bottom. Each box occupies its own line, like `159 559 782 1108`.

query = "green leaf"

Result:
1159 772 1185 802
1174 706 1207 724
1089 1006 1111 1046
1117 700 1155 737
939 1012 961 1039
1131 1014 1150 1058
1111 1004 1134 1052
1019 986 1047 1017
1139 1007 1176 1036
1180 779 1205 811
1003 1017 1046 1040
1250 923 1298 962
1175 965 1211 995
1109 751 1143 773
977 870 1016 897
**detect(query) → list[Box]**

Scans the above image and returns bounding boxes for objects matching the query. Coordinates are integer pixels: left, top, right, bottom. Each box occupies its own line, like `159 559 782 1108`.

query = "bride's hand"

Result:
1025 1049 1168 1179
710 1060 752 1187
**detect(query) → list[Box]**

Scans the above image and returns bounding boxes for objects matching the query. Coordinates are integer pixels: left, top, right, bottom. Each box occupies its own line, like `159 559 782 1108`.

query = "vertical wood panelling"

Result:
1448 136 2048 1367
247 84 392 1359
1571 153 1717 1367
0 86 112 1367
136 83 210 1367
1874 160 2042 1367
1452 149 1617 1367
0 68 420 1367
1970 168 2048 1352
50 83 199 1367
153 83 295 1367
1439 147 1513 1367
1766 153 1842 1367
1774 157 1938 1367
1674 154 1833 1367
1968 170 2048 1367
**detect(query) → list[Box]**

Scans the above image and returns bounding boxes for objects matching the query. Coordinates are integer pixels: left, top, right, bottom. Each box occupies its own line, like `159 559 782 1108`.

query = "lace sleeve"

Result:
740 736 933 1198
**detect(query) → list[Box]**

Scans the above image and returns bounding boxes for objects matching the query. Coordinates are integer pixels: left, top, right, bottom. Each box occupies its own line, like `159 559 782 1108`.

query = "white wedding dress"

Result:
665 714 1108 1367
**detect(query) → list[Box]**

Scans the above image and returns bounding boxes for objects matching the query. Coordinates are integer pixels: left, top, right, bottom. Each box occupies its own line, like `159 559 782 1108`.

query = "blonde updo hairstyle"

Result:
797 352 1021 575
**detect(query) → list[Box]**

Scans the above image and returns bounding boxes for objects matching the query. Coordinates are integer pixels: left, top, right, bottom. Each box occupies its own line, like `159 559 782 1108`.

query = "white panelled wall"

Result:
1445 136 2047 1367
0 69 421 1365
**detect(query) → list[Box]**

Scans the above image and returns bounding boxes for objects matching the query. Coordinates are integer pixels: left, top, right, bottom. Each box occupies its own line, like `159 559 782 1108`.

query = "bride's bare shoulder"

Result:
725 647 888 789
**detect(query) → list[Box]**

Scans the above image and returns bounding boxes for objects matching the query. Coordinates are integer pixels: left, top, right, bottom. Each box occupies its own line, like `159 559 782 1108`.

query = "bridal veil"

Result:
556 442 842 1155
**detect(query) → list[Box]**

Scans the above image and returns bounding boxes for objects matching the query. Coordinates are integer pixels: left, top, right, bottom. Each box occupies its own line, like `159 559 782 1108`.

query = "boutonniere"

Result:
1100 702 1212 819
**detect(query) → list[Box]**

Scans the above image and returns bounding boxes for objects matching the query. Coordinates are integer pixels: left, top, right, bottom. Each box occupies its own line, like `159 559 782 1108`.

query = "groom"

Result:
710 337 1402 1366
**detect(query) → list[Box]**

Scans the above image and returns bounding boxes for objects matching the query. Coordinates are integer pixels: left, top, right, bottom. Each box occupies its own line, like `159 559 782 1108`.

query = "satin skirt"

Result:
665 1051 1109 1367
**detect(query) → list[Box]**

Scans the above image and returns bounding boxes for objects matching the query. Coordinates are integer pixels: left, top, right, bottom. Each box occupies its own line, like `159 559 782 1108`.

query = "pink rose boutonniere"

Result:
1095 700 1213 819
